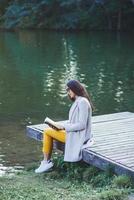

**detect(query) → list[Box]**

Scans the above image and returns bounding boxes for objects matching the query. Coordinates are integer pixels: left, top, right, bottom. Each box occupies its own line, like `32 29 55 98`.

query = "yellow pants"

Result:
42 128 66 154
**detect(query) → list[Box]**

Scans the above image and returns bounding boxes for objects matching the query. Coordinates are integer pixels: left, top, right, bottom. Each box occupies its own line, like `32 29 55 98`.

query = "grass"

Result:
0 154 133 200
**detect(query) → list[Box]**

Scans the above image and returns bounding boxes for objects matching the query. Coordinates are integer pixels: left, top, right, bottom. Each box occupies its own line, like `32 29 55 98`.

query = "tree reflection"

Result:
0 31 133 120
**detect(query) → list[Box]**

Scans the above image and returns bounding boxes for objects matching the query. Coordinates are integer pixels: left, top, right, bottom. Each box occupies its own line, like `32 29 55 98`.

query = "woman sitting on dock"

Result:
35 79 94 173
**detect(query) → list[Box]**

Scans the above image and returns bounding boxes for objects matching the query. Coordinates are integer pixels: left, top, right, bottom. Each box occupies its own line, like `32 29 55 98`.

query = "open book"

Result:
44 117 64 130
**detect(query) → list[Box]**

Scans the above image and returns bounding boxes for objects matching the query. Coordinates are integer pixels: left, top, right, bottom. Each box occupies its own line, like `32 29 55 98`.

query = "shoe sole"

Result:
35 165 53 174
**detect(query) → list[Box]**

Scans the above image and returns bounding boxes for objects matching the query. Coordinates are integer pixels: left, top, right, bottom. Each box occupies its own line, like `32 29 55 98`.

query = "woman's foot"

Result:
35 160 53 173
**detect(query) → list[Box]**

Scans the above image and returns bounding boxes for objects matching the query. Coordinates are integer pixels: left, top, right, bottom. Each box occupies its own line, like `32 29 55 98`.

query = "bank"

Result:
0 156 134 200
0 0 134 31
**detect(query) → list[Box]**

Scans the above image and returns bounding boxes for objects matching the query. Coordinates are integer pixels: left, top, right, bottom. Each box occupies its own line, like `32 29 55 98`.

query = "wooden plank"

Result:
86 150 134 164
92 112 134 123
115 160 134 167
108 151 134 159
91 140 134 148
86 151 133 166
116 157 134 163
92 128 134 137
86 147 134 156
93 128 134 136
102 152 134 169
26 126 43 141
92 139 134 148
114 161 134 169
130 166 134 169
93 116 134 125
93 140 134 148
98 152 133 159
93 131 134 138
82 150 134 178
116 157 134 164
93 124 134 134
90 152 134 162
93 132 134 141
90 143 134 152
87 147 134 155
123 163 134 168
92 118 134 134
91 141 134 149
104 158 134 165
92 145 134 153
27 123 48 131
97 153 133 160
93 131 134 140
82 151 133 167
91 147 134 154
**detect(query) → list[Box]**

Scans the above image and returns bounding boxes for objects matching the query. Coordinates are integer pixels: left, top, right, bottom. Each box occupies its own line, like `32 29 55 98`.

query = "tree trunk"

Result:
117 7 122 31
101 4 112 30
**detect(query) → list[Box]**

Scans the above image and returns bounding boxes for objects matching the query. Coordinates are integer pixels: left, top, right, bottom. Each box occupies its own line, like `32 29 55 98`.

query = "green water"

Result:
0 31 134 169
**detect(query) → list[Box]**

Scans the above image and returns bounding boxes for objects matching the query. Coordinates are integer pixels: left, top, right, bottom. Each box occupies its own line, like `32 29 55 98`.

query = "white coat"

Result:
61 96 93 162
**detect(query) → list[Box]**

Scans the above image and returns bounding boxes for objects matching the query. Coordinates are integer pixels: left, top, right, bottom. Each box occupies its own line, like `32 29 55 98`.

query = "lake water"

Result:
0 31 134 172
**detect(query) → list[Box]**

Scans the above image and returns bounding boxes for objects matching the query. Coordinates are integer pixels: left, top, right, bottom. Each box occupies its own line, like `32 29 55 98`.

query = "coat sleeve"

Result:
63 100 89 132
59 120 69 126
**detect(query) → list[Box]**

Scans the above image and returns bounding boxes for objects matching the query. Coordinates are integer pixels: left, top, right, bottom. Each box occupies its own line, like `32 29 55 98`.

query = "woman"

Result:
35 79 93 173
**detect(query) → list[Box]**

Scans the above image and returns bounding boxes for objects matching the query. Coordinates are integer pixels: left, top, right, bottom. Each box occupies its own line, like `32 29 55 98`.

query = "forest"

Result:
0 0 134 31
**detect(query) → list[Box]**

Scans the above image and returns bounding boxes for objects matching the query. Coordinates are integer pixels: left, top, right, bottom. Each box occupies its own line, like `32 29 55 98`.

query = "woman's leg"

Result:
43 128 66 161
35 128 66 173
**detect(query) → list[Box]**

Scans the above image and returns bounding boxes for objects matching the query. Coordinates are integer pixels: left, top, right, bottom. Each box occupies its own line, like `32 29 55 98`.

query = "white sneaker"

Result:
35 160 53 173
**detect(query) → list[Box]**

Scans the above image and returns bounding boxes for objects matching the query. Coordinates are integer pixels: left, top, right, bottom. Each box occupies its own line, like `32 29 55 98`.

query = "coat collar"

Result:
69 96 82 121
75 95 82 102
71 96 82 109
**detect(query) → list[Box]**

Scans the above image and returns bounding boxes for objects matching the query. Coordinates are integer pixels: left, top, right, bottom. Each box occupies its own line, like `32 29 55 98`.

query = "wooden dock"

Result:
83 112 134 178
26 112 134 178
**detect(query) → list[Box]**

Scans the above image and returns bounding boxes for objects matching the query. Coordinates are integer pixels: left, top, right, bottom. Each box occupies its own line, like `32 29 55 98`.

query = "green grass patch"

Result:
0 155 133 200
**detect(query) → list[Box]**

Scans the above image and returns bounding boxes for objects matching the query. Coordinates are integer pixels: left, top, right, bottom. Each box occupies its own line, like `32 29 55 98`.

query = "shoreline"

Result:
0 163 133 200
0 26 134 33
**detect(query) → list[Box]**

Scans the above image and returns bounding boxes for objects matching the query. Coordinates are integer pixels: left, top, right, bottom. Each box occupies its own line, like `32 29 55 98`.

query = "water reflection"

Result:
0 31 133 118
0 31 134 168
62 36 79 80
0 165 24 176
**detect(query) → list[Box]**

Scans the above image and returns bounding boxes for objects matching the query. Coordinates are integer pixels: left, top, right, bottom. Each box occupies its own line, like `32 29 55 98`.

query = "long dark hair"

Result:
67 80 94 110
